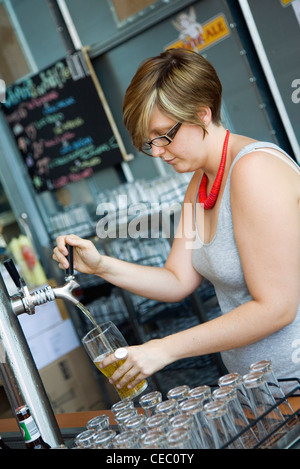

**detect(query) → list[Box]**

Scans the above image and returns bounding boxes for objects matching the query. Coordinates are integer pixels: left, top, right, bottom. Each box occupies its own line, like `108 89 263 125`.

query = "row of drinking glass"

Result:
95 173 191 209
48 173 192 240
105 237 171 264
49 205 94 240
73 359 296 449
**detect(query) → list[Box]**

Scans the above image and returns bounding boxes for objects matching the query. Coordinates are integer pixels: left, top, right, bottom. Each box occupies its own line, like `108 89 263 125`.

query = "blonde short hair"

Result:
123 48 222 152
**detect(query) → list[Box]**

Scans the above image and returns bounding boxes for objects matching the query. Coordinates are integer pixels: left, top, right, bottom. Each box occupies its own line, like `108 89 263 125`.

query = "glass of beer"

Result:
82 321 147 400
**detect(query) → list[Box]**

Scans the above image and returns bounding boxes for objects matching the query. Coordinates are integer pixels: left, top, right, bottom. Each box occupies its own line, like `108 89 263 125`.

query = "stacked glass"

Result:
72 358 294 449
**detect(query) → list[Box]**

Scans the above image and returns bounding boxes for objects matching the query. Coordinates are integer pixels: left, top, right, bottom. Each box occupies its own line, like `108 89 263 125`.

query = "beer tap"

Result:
52 244 80 307
0 245 80 447
4 245 79 316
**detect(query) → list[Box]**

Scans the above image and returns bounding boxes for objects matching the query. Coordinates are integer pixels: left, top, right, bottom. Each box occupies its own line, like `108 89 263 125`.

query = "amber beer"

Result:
82 322 148 400
16 405 50 449
94 353 147 399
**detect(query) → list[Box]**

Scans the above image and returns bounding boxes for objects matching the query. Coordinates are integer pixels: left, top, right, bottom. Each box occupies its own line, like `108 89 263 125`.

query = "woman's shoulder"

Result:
230 141 300 204
228 134 298 184
228 134 257 163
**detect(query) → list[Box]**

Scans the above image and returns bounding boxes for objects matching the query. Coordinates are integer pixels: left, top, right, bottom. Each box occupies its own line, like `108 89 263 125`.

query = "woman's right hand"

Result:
52 234 102 275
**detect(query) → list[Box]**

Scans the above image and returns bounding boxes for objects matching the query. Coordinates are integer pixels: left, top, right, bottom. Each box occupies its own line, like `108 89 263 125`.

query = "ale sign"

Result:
167 9 230 53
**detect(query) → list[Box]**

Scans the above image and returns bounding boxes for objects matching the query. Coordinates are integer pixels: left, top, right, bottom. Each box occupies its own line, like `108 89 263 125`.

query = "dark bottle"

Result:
16 405 50 449
0 434 10 449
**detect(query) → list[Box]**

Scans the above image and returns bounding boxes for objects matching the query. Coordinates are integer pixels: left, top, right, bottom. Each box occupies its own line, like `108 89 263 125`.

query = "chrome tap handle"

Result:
3 259 22 289
4 259 35 314
4 254 80 315
65 245 74 281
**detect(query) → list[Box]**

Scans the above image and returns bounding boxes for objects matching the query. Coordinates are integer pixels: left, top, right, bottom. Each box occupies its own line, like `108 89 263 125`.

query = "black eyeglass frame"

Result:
141 122 182 156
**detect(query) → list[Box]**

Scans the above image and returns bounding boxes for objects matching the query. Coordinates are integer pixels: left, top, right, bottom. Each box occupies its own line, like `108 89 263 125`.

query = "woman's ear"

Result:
197 106 212 126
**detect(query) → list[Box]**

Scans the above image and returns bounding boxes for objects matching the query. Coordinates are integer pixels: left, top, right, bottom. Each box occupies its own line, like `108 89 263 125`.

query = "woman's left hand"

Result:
99 339 170 390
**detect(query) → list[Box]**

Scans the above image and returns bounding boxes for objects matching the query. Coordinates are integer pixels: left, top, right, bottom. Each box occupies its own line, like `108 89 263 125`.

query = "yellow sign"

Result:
281 0 294 5
167 13 230 53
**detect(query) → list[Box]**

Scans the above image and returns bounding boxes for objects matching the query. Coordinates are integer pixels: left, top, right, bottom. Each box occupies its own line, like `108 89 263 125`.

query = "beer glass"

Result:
167 385 190 402
218 372 253 416
114 408 138 432
86 414 110 432
155 398 180 417
139 391 162 417
243 371 286 439
167 427 195 449
146 413 170 434
170 413 203 449
212 386 258 448
124 414 148 436
188 385 211 405
140 430 169 449
111 398 134 416
249 359 294 418
75 430 97 448
178 397 214 449
113 431 141 449
203 400 245 449
94 429 116 449
82 321 148 399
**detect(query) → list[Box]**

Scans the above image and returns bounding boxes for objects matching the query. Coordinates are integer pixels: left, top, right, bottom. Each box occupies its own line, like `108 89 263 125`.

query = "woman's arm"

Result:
101 151 300 389
52 175 203 303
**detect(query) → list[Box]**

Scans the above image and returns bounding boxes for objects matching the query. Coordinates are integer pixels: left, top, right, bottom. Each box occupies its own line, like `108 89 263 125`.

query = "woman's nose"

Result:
151 145 165 158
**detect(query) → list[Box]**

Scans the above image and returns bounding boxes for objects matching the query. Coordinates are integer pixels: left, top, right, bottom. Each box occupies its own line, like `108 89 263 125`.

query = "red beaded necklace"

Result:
198 130 230 210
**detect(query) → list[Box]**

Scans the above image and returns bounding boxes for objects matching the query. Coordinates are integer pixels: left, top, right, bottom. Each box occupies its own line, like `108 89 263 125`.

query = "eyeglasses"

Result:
142 122 182 156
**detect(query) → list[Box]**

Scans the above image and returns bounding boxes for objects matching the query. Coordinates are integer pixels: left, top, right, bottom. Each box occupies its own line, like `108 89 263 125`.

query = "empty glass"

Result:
113 430 141 449
167 427 195 449
140 430 169 449
167 385 190 402
94 429 116 449
124 414 147 436
249 360 294 418
74 430 97 449
111 398 134 416
179 397 214 449
203 400 245 449
212 386 258 448
86 414 110 432
146 413 170 434
218 372 253 416
115 408 138 432
188 385 211 405
170 413 203 449
243 371 286 440
139 391 162 417
155 398 180 417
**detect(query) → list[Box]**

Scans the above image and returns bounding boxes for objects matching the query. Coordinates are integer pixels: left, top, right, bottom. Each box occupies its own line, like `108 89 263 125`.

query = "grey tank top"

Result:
192 142 300 391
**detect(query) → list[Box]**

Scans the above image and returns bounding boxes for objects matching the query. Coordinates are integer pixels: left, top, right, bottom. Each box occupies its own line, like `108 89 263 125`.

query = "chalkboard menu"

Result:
1 50 128 193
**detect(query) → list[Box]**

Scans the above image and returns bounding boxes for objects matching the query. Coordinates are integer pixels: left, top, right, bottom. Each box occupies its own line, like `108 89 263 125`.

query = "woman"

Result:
53 49 300 393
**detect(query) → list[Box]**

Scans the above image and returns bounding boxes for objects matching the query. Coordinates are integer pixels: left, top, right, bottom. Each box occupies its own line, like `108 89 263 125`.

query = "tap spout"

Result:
52 278 80 305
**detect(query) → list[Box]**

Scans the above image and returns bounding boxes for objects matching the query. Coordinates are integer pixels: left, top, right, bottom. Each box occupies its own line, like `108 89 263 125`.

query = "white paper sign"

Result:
26 319 80 369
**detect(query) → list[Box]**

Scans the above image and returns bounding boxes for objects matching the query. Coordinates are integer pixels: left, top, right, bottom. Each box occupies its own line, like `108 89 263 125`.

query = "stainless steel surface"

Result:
52 278 80 305
11 278 79 316
0 272 64 447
